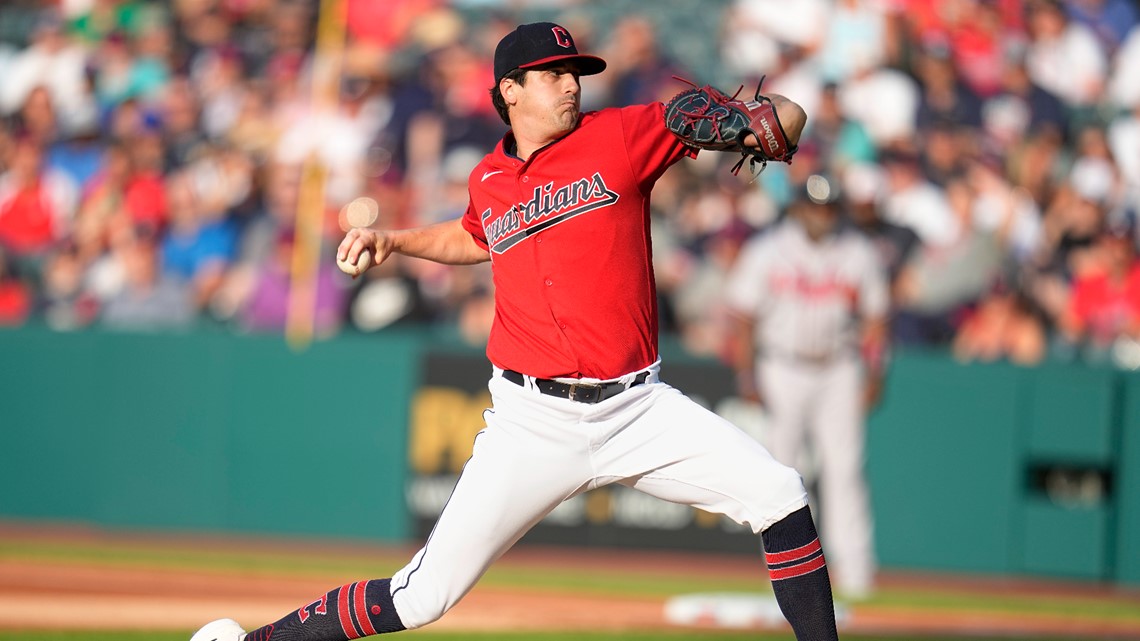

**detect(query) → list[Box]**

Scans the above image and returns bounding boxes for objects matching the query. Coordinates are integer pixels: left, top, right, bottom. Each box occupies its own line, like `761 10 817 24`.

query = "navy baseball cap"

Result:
494 22 607 84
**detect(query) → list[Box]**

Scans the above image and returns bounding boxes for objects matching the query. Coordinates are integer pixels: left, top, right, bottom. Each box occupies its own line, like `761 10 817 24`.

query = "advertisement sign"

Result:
407 351 767 553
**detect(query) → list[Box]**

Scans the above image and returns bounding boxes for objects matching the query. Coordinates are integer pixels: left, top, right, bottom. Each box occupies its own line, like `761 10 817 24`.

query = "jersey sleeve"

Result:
724 236 769 318
460 199 490 252
856 240 890 319
620 102 698 190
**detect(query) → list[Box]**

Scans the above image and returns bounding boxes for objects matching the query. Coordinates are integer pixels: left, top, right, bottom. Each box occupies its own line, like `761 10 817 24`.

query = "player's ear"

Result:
501 76 519 106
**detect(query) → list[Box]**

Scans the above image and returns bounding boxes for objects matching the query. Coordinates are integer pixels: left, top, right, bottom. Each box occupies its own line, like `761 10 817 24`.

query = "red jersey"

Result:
0 183 58 254
1069 263 1140 345
461 102 695 379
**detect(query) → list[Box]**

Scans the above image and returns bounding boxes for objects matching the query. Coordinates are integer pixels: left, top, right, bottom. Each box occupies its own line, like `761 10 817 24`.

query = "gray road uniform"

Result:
726 216 890 597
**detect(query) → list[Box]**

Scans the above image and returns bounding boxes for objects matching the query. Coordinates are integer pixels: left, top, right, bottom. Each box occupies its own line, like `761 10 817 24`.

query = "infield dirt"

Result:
1 522 1139 639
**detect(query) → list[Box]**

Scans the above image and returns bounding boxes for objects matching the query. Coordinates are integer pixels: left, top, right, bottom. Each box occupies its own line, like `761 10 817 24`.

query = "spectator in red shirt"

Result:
1062 218 1140 349
0 247 31 325
0 136 79 259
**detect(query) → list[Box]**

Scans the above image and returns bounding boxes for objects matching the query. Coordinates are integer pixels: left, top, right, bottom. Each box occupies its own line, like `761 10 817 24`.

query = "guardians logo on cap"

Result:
494 22 607 83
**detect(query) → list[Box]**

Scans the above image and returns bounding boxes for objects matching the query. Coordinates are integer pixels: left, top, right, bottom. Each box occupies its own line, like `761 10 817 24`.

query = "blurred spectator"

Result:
0 9 97 137
981 42 1068 152
1108 102 1140 215
919 121 971 187
346 0 441 53
158 77 206 170
1058 216 1140 354
0 135 79 262
236 227 348 336
597 15 686 107
952 284 1048 365
837 50 920 147
274 75 387 210
191 44 248 140
100 226 195 330
913 38 984 132
130 126 172 227
397 38 501 221
967 154 1043 262
1107 26 1140 109
1063 154 1120 240
16 86 61 146
1024 0 1107 109
842 162 921 291
92 24 170 110
210 161 300 325
939 0 1019 98
804 82 876 179
39 242 101 330
70 0 142 45
671 212 755 360
348 249 440 335
1007 126 1066 206
223 81 280 162
211 162 347 336
0 0 1137 369
1026 156 1117 329
879 148 959 248
763 43 825 128
0 247 31 325
719 0 827 79
73 141 132 264
816 0 888 86
894 174 1006 344
910 39 983 188
1064 0 1139 53
160 169 239 312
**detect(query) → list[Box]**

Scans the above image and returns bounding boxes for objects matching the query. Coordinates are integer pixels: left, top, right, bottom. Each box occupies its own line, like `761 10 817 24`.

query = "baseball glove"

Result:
664 76 798 177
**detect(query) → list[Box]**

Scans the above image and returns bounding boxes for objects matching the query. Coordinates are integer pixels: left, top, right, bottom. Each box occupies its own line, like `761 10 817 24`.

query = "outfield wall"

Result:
0 326 415 541
1 326 1137 586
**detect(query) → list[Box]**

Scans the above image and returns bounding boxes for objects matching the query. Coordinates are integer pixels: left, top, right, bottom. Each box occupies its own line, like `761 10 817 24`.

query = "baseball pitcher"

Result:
193 22 842 641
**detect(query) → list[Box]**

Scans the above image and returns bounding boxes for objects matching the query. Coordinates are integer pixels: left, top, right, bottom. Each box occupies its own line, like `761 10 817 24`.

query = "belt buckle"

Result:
567 382 602 403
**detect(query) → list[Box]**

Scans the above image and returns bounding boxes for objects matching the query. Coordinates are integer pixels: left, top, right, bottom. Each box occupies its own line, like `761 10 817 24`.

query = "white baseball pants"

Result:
758 356 876 596
390 366 808 629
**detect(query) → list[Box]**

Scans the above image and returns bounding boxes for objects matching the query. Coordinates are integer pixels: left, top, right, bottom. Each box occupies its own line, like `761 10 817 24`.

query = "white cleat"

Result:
189 618 247 641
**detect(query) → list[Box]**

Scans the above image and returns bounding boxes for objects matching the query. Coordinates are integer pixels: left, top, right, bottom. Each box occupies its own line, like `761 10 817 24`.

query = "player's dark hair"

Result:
489 68 528 126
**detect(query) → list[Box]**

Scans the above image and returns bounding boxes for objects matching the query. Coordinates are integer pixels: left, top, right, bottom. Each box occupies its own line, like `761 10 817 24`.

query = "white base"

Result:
664 593 849 629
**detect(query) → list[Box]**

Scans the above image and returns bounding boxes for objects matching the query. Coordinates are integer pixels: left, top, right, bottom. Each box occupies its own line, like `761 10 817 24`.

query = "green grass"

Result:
3 535 1139 641
6 537 1140 626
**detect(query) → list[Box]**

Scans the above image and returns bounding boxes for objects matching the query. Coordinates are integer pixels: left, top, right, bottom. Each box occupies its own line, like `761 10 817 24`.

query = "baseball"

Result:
336 248 372 277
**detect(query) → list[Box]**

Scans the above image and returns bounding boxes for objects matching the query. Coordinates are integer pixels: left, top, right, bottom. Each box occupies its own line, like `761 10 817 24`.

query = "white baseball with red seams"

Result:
386 102 808 629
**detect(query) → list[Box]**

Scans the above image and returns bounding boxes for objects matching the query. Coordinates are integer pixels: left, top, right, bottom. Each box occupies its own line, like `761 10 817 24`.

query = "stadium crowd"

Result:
1 0 1138 368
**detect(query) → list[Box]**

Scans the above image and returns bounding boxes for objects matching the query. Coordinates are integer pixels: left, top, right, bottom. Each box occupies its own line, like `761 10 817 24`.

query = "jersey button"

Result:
544 279 553 286
522 176 529 183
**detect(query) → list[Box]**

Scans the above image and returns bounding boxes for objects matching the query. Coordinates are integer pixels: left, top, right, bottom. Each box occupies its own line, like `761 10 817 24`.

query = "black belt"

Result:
765 349 852 366
502 369 650 404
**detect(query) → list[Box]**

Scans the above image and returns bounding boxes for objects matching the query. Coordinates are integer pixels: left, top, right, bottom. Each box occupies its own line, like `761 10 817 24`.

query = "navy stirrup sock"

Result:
245 578 405 641
762 506 840 641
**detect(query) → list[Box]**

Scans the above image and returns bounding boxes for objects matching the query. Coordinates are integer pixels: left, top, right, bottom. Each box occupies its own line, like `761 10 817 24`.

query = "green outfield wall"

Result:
867 353 1133 583
0 326 417 541
0 327 1137 586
